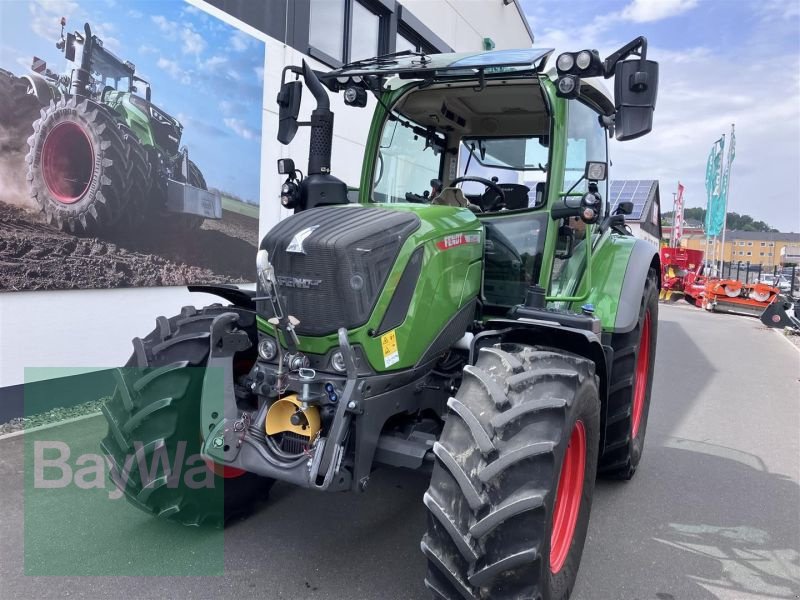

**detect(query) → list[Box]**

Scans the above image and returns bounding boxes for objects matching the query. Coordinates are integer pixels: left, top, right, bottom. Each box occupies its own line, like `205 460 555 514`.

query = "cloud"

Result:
127 9 143 19
201 55 227 71
151 15 178 37
254 66 264 82
230 31 251 52
224 117 256 140
138 44 157 55
219 100 234 115
181 26 205 55
620 0 699 23
157 57 190 85
28 0 78 41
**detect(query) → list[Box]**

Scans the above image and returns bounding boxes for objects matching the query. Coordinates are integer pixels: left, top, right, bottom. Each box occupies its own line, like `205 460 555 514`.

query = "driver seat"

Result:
432 187 480 211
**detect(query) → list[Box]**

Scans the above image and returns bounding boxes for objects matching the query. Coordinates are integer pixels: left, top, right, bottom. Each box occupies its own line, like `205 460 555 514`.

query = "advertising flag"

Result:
673 182 685 247
705 136 725 236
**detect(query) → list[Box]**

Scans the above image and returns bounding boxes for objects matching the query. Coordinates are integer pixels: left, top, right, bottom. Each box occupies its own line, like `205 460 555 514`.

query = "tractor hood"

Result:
128 94 182 153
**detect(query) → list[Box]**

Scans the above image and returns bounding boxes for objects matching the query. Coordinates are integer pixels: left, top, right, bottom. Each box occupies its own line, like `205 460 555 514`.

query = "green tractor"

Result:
102 39 660 599
6 20 220 234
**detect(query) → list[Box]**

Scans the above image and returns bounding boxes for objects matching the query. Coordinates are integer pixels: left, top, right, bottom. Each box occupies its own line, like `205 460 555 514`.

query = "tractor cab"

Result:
276 43 657 312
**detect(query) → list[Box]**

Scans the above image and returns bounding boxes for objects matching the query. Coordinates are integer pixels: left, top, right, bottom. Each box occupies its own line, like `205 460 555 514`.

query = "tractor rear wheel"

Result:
100 305 274 526
422 344 600 600
26 97 130 234
598 268 659 479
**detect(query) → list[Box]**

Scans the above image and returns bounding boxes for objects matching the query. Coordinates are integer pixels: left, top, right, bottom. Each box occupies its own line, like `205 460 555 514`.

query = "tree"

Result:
662 208 777 232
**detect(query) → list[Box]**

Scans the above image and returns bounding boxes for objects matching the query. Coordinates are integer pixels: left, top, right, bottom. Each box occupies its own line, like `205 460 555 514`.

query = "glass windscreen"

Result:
372 117 442 203
458 137 548 210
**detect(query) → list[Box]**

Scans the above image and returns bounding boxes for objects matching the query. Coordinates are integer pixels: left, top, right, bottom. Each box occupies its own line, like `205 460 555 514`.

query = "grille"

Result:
151 119 180 155
261 206 420 336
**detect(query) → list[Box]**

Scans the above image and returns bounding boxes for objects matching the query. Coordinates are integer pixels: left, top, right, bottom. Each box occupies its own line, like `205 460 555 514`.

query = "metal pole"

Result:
671 192 677 248
736 261 740 282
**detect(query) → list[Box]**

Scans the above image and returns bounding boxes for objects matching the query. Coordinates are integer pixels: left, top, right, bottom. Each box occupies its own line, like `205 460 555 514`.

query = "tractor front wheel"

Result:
100 305 274 526
422 344 600 600
598 268 659 479
26 97 130 234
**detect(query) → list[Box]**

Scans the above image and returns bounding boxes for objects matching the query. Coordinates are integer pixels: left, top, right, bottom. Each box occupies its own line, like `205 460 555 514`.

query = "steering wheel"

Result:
450 176 506 211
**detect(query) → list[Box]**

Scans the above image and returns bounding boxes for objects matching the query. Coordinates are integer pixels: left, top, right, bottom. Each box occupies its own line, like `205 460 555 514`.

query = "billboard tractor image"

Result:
4 19 218 235
0 4 263 292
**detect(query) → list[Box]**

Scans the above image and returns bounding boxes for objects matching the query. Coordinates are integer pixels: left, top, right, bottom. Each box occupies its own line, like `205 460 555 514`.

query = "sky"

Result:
521 0 800 231
0 0 264 204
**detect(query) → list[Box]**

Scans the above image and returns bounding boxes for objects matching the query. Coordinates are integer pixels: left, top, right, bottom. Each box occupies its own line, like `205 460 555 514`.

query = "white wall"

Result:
0 0 533 388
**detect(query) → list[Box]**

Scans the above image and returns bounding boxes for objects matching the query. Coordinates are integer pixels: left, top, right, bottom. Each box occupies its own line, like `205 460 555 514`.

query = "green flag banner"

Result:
705 136 725 236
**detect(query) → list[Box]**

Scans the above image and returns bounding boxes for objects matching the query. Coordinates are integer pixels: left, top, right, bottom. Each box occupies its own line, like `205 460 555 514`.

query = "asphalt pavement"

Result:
1 303 798 599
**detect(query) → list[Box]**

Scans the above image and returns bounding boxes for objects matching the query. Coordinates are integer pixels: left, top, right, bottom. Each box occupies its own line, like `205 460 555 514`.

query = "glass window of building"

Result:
310 0 345 61
350 2 380 61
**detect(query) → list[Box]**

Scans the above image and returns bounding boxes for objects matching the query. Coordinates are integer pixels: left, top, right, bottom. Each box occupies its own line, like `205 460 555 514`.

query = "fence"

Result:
718 262 799 296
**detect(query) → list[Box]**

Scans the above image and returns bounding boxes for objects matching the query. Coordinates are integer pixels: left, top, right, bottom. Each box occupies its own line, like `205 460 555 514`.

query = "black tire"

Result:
598 268 659 479
114 122 152 231
26 97 130 234
101 304 274 526
422 344 600 600
0 70 40 136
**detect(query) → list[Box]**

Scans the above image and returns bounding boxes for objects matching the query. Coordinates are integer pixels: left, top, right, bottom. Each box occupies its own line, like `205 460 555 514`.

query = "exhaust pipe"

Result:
301 61 333 176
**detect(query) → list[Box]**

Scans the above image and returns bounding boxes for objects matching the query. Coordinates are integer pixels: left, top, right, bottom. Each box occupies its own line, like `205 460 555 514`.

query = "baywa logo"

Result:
33 440 217 500
276 275 323 289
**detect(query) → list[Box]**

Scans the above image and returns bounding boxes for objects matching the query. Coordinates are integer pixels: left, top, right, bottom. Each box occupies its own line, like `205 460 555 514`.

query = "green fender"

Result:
572 234 660 334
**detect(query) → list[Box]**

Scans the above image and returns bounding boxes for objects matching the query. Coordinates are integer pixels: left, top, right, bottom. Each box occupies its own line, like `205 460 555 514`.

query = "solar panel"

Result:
608 180 656 221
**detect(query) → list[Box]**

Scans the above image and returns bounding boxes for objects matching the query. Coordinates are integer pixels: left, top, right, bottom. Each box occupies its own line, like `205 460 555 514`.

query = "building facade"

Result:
0 1 534 391
678 230 800 267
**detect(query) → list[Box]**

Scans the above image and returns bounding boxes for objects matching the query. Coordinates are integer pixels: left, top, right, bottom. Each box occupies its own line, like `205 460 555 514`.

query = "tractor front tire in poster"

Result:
26 97 130 235
100 305 275 526
422 344 600 600
598 268 659 479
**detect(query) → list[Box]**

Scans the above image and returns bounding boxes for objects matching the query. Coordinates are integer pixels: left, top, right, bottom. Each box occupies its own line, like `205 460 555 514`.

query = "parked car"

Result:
758 274 792 294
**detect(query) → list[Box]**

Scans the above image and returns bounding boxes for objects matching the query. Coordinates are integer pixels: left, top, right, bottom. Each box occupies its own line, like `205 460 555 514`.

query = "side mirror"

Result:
614 58 658 141
615 201 634 215
64 32 76 61
556 225 575 259
276 80 302 145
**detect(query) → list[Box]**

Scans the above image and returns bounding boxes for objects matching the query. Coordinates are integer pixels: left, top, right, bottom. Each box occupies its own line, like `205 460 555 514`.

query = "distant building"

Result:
608 180 662 247
678 230 800 267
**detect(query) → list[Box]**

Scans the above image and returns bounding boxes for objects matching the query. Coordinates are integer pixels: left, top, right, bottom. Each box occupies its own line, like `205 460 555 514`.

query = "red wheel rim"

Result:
632 310 651 439
550 420 586 573
41 121 94 204
204 458 246 479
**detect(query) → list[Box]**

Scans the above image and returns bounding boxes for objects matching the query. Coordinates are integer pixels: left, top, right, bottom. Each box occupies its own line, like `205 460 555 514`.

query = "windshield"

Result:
86 45 132 95
372 116 442 203
458 137 548 209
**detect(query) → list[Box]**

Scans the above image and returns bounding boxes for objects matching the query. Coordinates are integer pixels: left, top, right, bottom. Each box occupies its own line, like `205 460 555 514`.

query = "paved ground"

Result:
1 303 798 599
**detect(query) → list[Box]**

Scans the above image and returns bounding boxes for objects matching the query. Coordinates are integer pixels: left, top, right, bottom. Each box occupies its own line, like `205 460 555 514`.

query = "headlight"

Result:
330 350 347 373
258 338 277 361
556 53 574 72
557 76 577 95
576 51 592 70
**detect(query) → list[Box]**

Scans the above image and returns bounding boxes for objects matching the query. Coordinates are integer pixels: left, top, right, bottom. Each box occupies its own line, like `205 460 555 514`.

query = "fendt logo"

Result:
436 232 481 251
276 276 322 289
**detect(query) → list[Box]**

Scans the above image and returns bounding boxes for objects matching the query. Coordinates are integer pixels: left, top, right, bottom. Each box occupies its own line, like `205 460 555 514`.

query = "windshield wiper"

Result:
338 50 429 71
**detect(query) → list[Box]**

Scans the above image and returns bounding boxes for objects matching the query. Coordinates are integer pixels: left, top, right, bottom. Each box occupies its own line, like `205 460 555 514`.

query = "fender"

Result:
613 238 660 333
188 284 256 310
576 234 660 334
21 73 58 107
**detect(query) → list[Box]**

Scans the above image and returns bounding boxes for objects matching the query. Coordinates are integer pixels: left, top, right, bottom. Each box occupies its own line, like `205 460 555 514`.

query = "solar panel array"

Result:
608 180 657 221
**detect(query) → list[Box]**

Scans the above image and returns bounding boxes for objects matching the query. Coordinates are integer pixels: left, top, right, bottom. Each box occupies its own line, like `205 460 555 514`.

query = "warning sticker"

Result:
381 329 399 368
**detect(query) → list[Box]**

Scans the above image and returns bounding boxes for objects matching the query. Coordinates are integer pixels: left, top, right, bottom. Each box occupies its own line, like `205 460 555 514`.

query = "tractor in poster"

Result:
102 40 660 599
0 19 219 235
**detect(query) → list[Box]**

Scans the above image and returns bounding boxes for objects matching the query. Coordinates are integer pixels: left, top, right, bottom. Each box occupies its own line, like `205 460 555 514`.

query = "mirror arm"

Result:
603 36 648 77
